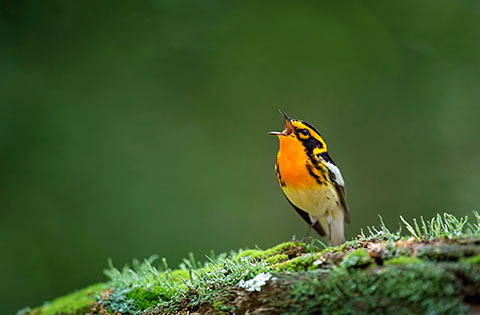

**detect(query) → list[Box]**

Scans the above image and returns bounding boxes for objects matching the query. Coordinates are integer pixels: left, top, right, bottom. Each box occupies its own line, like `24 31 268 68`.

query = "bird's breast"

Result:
276 137 320 189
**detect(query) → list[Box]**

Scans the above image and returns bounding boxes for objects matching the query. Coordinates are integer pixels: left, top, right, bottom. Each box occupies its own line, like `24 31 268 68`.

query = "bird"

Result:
269 110 350 245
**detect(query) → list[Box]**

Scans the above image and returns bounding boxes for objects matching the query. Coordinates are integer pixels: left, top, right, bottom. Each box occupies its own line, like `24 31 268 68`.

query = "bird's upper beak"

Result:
269 110 294 136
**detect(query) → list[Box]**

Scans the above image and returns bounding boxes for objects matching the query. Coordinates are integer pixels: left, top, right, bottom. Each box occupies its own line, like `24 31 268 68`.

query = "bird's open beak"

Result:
268 110 294 136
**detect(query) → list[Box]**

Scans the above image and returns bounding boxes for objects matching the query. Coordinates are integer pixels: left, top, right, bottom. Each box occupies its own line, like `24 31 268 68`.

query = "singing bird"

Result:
269 110 350 245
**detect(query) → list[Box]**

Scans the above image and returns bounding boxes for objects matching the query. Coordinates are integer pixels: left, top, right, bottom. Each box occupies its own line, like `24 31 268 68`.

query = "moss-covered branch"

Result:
19 213 480 315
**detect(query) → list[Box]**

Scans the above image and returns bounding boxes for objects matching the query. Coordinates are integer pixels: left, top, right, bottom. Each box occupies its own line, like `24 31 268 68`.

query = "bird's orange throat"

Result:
276 136 319 189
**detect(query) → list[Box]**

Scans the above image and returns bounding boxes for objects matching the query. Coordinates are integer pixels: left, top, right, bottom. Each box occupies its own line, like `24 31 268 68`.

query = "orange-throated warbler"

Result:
269 110 350 245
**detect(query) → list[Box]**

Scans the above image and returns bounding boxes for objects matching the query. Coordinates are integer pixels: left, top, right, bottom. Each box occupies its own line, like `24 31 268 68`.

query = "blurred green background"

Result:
1 0 480 313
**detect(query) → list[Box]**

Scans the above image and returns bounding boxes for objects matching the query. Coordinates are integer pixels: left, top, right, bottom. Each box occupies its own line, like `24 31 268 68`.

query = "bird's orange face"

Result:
270 111 328 189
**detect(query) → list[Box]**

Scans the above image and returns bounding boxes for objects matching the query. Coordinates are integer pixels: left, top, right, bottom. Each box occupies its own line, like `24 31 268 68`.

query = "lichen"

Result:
238 273 273 291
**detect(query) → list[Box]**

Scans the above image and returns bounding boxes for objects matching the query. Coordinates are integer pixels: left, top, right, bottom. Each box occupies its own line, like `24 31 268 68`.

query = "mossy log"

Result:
151 239 480 314
19 214 480 315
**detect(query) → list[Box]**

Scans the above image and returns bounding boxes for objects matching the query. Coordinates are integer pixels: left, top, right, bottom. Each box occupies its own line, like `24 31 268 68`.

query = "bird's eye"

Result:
300 129 310 136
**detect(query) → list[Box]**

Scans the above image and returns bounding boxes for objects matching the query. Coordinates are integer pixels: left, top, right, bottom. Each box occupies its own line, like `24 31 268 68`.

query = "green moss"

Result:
118 269 192 310
32 283 107 315
340 248 372 269
266 242 305 255
384 256 422 265
234 242 312 272
212 300 223 310
319 239 359 254
286 263 470 314
24 212 480 314
264 253 289 265
462 253 480 265
236 249 264 259
276 254 321 272
237 242 305 260
212 299 236 312
170 269 190 282
127 285 171 310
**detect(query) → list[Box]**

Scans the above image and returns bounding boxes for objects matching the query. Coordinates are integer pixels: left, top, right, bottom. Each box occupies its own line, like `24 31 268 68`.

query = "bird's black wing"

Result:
318 152 350 223
283 193 326 236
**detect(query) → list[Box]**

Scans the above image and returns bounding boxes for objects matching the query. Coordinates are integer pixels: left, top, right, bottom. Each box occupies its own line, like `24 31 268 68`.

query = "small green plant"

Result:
400 213 474 240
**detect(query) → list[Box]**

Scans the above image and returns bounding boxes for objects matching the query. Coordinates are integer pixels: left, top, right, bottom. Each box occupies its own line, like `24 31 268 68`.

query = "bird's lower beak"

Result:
268 110 294 136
